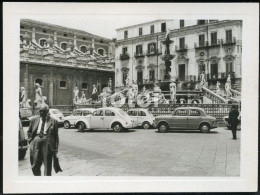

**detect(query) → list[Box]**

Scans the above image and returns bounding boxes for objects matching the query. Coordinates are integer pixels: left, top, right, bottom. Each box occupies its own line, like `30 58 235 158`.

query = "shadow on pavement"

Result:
155 130 219 134
75 129 136 133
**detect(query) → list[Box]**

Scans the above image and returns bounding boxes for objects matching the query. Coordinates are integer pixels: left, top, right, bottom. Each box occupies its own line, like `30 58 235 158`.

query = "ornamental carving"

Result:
196 57 207 65
223 55 236 62
148 64 157 69
178 54 189 63
209 56 221 64
121 66 129 72
135 64 144 71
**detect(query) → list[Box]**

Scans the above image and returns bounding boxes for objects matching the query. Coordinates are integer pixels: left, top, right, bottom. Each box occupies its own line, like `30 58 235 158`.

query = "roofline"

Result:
116 19 173 31
21 19 112 42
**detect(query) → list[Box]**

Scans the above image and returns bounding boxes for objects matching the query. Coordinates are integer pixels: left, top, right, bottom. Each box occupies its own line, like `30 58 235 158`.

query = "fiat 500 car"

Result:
75 107 135 132
155 107 218 133
63 108 96 129
127 108 155 129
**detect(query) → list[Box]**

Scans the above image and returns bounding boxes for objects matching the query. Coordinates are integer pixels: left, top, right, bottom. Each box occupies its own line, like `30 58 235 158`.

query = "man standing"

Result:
228 105 240 140
28 104 59 176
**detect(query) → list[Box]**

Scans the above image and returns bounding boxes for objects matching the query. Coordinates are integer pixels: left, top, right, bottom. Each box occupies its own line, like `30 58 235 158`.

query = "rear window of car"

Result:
174 109 187 116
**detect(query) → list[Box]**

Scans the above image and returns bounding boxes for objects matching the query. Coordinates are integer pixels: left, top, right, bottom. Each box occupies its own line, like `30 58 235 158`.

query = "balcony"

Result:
208 39 221 48
194 41 209 49
175 44 188 52
120 53 130 61
222 37 236 46
146 49 162 57
134 51 145 58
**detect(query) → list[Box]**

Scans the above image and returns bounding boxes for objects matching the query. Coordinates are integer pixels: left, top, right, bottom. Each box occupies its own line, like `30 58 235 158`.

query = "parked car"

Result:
155 107 218 133
19 118 29 160
127 108 155 129
223 114 241 130
75 107 136 132
29 108 64 125
63 108 96 129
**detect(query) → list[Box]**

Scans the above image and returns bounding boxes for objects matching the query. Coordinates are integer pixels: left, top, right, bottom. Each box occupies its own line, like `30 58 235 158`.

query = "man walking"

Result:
27 104 59 176
228 105 240 140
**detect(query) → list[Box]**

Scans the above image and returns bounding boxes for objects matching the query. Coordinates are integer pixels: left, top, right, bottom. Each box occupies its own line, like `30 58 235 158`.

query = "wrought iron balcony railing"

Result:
120 53 130 60
222 37 236 45
146 49 162 57
175 44 188 52
134 51 145 58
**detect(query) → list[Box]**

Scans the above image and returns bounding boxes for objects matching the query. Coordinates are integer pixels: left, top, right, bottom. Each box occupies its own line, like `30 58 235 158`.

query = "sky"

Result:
24 15 175 39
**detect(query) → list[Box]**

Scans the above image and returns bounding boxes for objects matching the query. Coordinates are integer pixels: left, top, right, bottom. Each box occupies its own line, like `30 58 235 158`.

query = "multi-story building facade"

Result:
20 19 115 106
115 20 242 92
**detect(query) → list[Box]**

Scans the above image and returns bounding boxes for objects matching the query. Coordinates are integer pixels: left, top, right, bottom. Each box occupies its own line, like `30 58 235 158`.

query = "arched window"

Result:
39 39 47 47
59 81 67 88
61 42 68 50
35 79 43 86
97 48 104 56
80 46 87 53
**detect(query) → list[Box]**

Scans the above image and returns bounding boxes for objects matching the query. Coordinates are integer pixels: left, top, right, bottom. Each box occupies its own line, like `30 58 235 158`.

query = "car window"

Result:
73 110 82 116
174 109 187 116
189 110 201 116
127 111 137 116
82 110 91 116
105 110 115 116
93 110 103 116
138 111 146 116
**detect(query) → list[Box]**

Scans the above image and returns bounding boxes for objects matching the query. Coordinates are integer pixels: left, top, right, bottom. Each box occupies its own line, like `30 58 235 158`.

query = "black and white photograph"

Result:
3 2 259 193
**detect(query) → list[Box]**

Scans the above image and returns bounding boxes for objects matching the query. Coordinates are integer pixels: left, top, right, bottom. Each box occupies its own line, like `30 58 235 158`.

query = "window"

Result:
199 34 205 47
137 71 143 84
100 39 104 43
161 23 166 32
122 72 128 86
199 64 205 75
98 48 104 56
179 38 185 49
39 39 47 47
174 109 187 116
197 20 206 25
61 42 67 50
180 20 184 28
73 110 82 116
226 62 233 73
226 30 232 43
80 46 87 53
93 110 103 116
64 33 67 37
82 83 88 89
189 110 201 116
59 81 67 88
122 47 127 54
136 45 143 54
105 110 115 116
42 29 47 33
20 25 24 29
149 70 155 81
139 28 143 36
127 111 137 116
83 110 92 116
209 20 218 23
82 37 86 40
211 32 217 45
124 30 128 39
35 79 43 86
150 25 154 34
138 111 146 116
148 43 156 53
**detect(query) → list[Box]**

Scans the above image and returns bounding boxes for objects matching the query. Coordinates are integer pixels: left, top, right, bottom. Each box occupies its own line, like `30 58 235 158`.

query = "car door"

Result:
70 110 82 124
90 110 104 129
138 111 147 126
127 110 138 125
103 110 116 129
188 109 202 129
170 109 188 129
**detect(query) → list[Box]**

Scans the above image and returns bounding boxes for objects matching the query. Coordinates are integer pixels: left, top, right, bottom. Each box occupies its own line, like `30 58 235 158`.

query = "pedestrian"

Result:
27 103 59 176
228 105 239 140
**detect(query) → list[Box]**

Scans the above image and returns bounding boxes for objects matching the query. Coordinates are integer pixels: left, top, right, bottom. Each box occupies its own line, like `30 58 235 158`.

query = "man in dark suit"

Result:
27 104 59 176
228 105 240 140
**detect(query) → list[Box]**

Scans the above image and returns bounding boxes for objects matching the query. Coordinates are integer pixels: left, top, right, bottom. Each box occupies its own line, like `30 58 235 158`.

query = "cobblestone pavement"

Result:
19 127 240 176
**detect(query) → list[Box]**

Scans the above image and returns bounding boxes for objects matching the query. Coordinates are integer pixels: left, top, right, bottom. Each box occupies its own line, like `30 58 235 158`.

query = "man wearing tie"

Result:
28 104 59 176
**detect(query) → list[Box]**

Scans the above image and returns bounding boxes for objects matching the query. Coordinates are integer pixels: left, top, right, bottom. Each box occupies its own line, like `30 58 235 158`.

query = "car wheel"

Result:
200 123 210 133
142 122 150 129
158 122 168 133
113 123 122 132
19 149 27 160
78 122 85 132
63 121 71 129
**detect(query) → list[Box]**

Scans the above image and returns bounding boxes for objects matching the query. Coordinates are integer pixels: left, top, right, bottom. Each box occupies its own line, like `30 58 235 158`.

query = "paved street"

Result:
19 126 240 176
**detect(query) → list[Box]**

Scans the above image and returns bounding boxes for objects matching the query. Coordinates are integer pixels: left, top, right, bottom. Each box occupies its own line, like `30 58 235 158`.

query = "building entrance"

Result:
178 64 185 81
211 63 218 79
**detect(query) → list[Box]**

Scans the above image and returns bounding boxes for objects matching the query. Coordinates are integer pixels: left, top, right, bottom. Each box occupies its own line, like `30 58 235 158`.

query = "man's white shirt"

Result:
37 118 48 134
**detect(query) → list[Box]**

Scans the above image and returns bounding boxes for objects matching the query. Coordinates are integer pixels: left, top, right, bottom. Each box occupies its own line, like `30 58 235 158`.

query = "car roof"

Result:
76 108 96 111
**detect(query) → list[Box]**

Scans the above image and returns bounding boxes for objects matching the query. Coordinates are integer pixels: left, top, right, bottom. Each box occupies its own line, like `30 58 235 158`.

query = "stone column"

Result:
32 28 36 42
24 64 29 101
74 35 77 49
48 71 54 106
54 31 58 46
92 38 95 52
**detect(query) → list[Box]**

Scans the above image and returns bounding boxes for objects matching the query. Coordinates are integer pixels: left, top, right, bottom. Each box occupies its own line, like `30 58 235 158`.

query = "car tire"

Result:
200 123 210 133
113 123 123 132
142 122 150 129
77 122 85 132
158 122 168 133
63 121 71 129
19 149 27 160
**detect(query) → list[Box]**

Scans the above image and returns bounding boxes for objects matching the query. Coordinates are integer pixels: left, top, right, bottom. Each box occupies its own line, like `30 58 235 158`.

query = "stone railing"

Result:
202 87 228 104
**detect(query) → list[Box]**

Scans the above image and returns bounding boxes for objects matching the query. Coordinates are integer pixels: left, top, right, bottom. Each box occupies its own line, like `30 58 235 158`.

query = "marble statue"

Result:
73 87 79 103
169 80 177 102
108 78 112 89
125 73 130 87
180 98 186 104
34 83 43 108
200 71 206 86
132 80 139 99
216 81 221 95
227 74 231 83
25 99 32 108
91 85 98 102
225 80 232 99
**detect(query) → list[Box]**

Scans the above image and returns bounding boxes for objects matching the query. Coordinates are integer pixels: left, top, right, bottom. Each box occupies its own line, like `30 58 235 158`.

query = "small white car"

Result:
75 107 135 132
63 108 96 129
127 108 155 129
29 108 65 125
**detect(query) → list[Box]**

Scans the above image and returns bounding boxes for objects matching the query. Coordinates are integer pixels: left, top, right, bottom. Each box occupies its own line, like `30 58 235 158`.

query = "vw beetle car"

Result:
155 107 218 133
127 108 155 129
29 108 64 125
75 107 135 132
63 108 96 129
